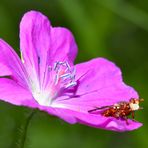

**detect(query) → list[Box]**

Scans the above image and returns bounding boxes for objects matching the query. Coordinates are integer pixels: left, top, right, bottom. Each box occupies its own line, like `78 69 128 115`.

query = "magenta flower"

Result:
0 10 142 132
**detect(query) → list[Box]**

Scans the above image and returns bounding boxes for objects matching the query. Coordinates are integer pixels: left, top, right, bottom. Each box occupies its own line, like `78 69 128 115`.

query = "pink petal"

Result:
0 63 11 76
75 58 138 99
20 10 51 86
38 106 142 132
49 27 78 64
0 78 35 106
22 99 142 132
0 39 28 87
20 10 77 87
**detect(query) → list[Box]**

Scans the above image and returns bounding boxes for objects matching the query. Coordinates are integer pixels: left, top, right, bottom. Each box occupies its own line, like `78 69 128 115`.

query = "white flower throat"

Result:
31 61 77 107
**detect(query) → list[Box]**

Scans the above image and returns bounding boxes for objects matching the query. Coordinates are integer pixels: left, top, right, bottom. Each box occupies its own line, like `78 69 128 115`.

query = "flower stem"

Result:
18 110 36 148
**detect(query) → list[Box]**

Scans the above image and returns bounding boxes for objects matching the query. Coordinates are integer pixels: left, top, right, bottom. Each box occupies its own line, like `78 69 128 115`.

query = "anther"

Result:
52 61 77 89
60 73 71 79
65 61 71 71
65 81 77 88
54 62 59 71
54 74 59 85
71 68 76 79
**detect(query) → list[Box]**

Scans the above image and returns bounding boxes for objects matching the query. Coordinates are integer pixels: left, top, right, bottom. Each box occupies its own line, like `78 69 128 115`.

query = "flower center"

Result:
32 61 77 107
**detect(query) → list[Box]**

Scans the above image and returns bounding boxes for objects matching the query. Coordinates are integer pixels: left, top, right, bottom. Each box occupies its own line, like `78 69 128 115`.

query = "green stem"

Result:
18 110 36 148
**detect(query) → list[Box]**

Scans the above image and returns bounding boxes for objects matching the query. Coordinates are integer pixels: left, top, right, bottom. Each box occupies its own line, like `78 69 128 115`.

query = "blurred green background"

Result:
0 0 148 147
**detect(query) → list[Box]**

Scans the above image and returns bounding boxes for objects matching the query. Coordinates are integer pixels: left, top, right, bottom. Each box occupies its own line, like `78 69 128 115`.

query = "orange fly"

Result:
88 98 144 124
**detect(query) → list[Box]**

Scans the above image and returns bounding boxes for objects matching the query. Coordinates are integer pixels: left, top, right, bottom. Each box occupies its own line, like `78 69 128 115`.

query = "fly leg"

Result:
123 115 129 125
132 111 135 120
121 112 129 125
131 111 136 122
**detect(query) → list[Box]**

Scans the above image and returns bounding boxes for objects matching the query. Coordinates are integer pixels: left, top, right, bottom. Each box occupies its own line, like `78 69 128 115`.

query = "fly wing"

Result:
88 105 113 113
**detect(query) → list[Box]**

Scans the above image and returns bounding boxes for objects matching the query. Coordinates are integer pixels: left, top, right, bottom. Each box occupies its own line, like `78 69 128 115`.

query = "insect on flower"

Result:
88 98 144 124
0 10 143 132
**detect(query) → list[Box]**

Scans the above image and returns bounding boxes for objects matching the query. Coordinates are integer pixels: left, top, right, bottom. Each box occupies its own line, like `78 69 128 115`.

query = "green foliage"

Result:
0 0 148 147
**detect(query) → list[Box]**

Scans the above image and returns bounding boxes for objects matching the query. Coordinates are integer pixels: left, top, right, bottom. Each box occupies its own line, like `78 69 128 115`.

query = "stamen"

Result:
71 68 76 80
65 81 77 88
65 61 71 71
54 62 59 71
60 73 71 79
53 61 77 89
31 61 77 107
54 73 59 85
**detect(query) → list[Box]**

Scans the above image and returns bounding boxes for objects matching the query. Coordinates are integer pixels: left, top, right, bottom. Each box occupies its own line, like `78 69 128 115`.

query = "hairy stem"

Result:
18 110 36 148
